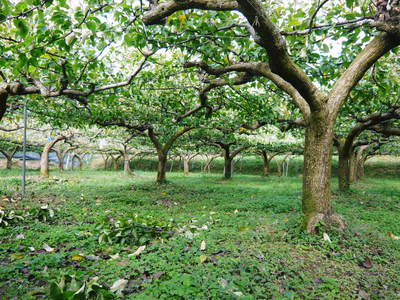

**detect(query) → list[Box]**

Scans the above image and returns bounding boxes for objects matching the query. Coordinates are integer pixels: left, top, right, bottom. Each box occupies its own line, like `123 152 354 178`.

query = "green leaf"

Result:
13 19 29 38
86 21 96 33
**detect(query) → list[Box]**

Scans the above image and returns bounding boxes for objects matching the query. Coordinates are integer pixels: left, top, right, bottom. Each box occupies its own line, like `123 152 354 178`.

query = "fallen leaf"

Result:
220 278 228 288
360 257 373 269
200 240 206 251
110 254 120 260
10 253 25 260
85 255 100 261
110 279 128 294
323 233 331 243
117 260 129 266
358 289 370 300
128 245 146 257
387 232 400 240
43 244 55 253
71 254 85 261
199 255 207 263
152 272 164 280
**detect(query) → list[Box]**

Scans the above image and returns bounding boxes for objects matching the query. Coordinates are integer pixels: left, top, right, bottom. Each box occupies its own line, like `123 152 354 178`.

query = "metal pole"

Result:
22 103 27 198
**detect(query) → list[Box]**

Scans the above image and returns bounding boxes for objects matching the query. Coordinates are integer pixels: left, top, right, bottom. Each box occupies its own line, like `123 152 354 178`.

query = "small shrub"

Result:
0 207 25 227
95 215 174 245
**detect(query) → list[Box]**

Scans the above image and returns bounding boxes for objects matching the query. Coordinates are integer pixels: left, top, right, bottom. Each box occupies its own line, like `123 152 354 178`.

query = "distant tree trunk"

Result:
40 135 67 177
220 145 249 179
182 153 197 175
1 147 18 169
349 151 357 182
54 149 64 171
259 151 280 176
110 154 121 171
54 146 77 172
102 154 111 170
169 157 175 172
203 155 218 173
354 145 369 181
73 154 83 171
261 151 270 176
183 157 190 175
122 146 133 176
337 149 351 192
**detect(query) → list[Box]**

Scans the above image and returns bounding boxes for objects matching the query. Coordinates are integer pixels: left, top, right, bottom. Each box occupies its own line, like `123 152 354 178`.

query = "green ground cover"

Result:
0 168 399 299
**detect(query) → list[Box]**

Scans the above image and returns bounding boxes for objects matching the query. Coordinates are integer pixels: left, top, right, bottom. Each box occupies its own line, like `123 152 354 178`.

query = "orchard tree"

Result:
142 0 400 232
0 0 152 122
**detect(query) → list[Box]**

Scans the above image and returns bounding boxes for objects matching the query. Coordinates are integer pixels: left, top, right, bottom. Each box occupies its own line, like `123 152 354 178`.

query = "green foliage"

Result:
95 215 174 246
29 204 56 222
0 207 24 227
0 164 399 299
49 274 115 300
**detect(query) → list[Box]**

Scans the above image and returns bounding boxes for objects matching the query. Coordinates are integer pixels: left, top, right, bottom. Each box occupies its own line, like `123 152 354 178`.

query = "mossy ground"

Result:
0 167 399 299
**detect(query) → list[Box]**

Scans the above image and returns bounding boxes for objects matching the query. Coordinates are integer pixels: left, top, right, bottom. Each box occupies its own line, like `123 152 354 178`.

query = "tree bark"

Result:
302 114 345 233
261 151 270 176
123 150 133 176
337 150 351 192
73 154 83 171
224 156 233 179
204 155 217 173
1 147 18 170
40 135 67 177
183 157 190 175
157 153 167 184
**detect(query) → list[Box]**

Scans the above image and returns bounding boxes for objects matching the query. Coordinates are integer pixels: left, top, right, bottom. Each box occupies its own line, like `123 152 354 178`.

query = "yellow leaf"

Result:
178 14 187 26
199 255 207 263
72 254 85 261
10 253 25 260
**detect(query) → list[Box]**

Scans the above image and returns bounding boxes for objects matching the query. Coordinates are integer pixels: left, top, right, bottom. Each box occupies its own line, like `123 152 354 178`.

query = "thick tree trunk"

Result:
261 151 270 176
224 157 232 179
349 152 357 182
40 136 67 178
302 114 345 233
157 153 168 184
183 158 189 175
6 156 12 169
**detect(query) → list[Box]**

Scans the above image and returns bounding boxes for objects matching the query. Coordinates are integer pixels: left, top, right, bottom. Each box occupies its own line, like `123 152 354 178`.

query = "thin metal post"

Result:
22 103 27 198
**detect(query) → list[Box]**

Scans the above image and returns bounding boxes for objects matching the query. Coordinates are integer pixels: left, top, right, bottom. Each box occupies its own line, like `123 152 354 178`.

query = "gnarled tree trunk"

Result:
40 135 67 177
302 114 345 233
1 147 18 170
73 154 84 171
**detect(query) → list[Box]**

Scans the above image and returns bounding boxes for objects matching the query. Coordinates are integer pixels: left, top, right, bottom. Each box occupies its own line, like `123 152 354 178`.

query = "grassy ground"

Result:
0 169 399 299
